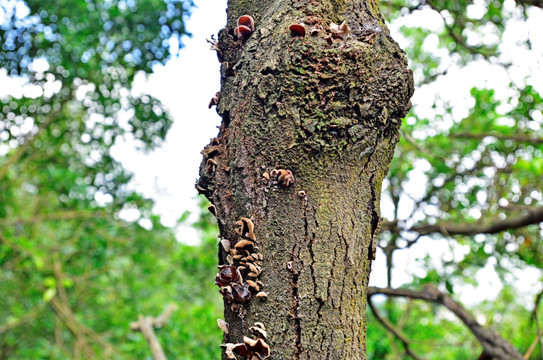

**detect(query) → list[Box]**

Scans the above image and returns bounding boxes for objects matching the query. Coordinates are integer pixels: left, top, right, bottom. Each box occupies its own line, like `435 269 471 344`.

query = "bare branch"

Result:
131 303 178 360
516 0 543 9
450 132 543 144
384 206 543 237
368 296 425 360
368 286 525 360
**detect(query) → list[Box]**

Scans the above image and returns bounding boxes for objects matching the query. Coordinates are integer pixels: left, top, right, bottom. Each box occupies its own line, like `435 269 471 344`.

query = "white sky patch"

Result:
111 0 226 240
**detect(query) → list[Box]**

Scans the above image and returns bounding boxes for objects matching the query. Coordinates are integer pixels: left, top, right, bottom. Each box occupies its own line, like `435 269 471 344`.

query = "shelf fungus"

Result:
222 323 270 360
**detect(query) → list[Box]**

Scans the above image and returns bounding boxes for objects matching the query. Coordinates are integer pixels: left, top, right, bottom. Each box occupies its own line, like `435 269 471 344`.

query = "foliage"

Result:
369 0 543 358
0 0 220 358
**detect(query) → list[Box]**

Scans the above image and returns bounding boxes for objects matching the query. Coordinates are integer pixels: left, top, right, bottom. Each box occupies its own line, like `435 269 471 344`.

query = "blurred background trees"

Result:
0 0 542 359
1 0 220 358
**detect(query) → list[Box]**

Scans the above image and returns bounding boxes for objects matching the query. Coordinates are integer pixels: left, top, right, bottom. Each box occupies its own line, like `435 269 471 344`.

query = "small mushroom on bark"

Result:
244 336 270 359
217 319 229 334
235 239 255 249
254 322 266 330
237 15 255 31
250 325 268 340
246 280 260 292
309 24 323 35
208 91 221 108
221 239 231 252
207 158 218 173
231 282 252 304
289 23 306 37
215 265 241 287
330 21 350 39
208 204 217 216
235 25 253 40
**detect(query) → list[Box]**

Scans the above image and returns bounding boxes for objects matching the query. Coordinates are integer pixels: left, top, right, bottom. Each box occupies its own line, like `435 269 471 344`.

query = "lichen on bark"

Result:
197 0 413 358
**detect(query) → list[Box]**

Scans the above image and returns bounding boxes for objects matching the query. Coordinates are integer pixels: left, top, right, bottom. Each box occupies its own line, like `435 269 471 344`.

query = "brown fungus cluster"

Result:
263 168 295 187
217 218 267 311
222 322 270 360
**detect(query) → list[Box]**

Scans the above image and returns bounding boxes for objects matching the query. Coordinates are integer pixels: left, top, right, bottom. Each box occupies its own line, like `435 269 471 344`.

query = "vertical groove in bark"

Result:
197 0 413 359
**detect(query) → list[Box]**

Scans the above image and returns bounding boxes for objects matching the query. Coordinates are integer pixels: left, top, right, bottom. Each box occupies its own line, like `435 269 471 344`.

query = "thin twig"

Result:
368 296 425 360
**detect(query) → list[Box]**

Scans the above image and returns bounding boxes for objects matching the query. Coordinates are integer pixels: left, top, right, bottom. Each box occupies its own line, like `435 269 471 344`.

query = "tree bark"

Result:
198 1 413 358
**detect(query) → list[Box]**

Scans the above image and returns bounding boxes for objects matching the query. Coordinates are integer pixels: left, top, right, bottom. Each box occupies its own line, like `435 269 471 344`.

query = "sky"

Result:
103 0 543 301
111 0 227 243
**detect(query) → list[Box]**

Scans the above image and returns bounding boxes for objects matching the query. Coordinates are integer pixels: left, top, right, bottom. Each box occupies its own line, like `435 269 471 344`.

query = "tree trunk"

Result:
198 1 413 359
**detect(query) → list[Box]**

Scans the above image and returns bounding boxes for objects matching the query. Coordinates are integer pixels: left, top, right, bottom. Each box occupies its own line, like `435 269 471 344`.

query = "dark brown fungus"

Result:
244 337 271 359
289 23 306 37
237 15 255 31
231 282 251 304
208 204 217 216
235 24 252 40
240 217 255 235
208 91 220 108
215 265 241 287
232 343 251 357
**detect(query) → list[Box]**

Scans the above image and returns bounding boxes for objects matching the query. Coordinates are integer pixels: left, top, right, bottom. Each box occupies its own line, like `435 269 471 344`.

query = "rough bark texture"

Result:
197 0 413 359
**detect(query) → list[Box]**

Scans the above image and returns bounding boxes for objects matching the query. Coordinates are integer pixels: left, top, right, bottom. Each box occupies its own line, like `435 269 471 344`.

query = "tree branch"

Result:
368 296 425 360
450 132 543 144
130 303 178 360
368 286 525 360
383 206 543 237
516 0 543 9
0 210 107 226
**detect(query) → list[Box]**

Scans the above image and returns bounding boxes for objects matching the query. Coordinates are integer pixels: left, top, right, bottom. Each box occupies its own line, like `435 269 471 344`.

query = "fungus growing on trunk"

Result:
289 23 306 37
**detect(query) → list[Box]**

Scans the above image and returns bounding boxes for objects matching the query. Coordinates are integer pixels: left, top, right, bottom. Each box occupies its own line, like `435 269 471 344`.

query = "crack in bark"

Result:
368 173 380 261
291 228 303 358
